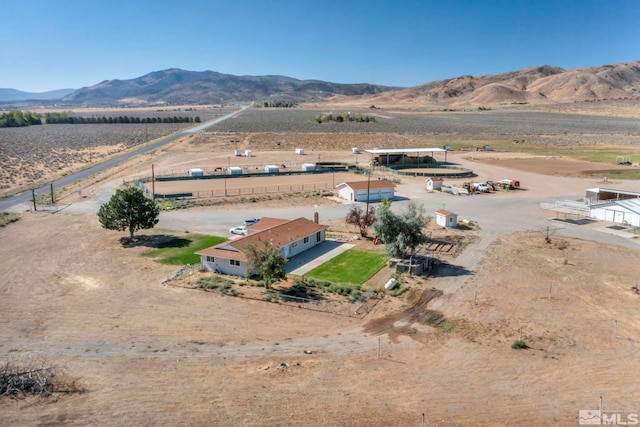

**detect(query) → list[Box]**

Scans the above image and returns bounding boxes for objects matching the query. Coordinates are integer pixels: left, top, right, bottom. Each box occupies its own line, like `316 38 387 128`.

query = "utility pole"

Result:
365 166 371 224
50 183 54 204
31 189 37 211
151 164 155 200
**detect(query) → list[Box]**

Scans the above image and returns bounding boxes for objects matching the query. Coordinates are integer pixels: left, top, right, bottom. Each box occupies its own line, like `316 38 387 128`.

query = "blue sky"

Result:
2 0 639 92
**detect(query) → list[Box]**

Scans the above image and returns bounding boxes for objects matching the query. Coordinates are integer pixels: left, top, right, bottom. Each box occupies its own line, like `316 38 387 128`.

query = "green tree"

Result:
345 204 377 237
97 187 160 240
243 241 287 287
373 201 428 259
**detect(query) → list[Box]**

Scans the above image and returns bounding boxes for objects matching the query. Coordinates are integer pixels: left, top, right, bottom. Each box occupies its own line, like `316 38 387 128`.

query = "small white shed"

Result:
228 166 242 175
234 149 242 156
302 163 316 171
265 165 279 173
436 209 458 228
295 148 304 155
188 168 204 177
426 177 444 192
245 149 252 157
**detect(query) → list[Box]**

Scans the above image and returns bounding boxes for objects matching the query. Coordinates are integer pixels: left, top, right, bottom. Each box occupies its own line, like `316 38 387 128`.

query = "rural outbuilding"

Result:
336 180 396 202
589 199 640 226
426 177 444 192
265 165 279 173
436 209 458 228
188 168 204 177
228 166 242 175
301 163 316 171
197 217 328 277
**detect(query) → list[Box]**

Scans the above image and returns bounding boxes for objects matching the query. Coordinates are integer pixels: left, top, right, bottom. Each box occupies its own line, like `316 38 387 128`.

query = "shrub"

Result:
511 339 528 349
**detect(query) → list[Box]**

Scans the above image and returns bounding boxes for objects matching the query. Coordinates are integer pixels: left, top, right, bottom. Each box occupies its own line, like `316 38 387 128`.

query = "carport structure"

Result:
364 148 448 166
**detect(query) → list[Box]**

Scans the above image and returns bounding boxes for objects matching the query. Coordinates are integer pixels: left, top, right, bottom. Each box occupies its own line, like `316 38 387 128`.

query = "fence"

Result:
152 182 332 200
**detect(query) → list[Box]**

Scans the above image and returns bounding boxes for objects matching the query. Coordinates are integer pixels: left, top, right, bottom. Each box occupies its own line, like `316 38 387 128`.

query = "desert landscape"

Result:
2 102 640 426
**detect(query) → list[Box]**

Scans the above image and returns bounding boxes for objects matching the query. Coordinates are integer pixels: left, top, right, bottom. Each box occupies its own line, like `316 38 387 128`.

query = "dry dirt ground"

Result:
3 126 640 425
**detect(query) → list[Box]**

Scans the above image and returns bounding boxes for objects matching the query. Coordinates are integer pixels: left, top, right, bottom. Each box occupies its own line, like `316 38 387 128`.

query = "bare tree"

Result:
345 205 377 237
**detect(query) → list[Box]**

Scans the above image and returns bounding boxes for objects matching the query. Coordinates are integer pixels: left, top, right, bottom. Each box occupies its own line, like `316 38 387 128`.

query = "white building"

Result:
589 199 640 226
197 217 327 277
336 180 396 202
425 177 444 192
435 209 458 228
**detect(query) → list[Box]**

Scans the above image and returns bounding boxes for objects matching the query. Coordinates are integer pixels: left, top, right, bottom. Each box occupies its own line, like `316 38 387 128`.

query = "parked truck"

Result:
498 179 520 190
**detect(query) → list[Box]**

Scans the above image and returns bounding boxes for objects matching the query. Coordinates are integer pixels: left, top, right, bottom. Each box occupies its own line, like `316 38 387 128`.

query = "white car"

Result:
229 226 248 235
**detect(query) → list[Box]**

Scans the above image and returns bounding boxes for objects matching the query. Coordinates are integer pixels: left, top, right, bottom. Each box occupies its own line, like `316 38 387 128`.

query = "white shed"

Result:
426 177 444 192
245 149 252 157
436 209 458 228
295 148 304 155
188 168 204 177
302 163 316 171
228 166 242 175
265 165 279 173
234 149 242 156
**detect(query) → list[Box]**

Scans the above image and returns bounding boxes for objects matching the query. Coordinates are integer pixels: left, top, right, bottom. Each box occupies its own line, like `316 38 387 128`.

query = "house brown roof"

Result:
197 217 327 261
436 209 455 216
340 180 396 190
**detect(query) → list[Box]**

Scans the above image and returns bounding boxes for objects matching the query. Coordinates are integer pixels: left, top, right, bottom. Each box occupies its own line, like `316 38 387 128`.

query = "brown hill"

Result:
325 61 640 108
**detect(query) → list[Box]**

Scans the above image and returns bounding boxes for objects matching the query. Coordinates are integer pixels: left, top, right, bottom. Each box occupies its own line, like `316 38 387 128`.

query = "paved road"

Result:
0 104 250 212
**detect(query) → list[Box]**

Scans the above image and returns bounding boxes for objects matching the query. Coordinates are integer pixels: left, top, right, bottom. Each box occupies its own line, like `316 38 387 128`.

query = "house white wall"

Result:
285 230 325 258
201 253 248 276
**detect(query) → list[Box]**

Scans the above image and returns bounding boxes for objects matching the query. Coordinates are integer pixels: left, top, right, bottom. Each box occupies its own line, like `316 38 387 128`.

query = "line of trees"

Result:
45 112 201 124
0 110 42 127
314 113 376 123
261 101 297 108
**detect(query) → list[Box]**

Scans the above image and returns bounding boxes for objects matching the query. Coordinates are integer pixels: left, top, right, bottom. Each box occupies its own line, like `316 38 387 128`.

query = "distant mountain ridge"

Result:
3 61 639 106
0 88 75 102
355 61 640 107
60 69 399 106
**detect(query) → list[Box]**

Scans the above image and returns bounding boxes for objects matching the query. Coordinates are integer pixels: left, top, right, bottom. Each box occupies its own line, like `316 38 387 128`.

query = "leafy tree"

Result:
345 204 377 237
97 187 160 239
243 241 287 287
373 201 428 259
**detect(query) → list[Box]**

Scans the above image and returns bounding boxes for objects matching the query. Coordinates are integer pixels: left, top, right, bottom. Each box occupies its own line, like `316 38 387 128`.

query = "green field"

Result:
143 234 226 265
306 249 389 285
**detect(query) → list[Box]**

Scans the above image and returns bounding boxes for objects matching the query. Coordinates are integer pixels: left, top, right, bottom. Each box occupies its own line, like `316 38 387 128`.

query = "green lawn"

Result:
142 234 226 265
306 249 389 285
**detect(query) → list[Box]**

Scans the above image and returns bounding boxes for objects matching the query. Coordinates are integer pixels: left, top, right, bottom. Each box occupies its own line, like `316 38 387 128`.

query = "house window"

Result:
316 231 321 242
229 259 240 266
206 256 214 262
304 236 309 244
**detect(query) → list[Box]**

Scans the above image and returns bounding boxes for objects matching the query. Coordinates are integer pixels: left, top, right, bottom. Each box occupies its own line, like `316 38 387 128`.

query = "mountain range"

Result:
1 60 639 107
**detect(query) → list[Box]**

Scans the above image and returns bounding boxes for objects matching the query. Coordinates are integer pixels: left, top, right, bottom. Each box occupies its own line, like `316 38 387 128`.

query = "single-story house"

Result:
425 177 444 192
435 209 458 228
336 180 396 202
197 217 328 277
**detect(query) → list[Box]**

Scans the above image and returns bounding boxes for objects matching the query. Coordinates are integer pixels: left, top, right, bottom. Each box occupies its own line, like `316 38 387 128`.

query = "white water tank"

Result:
384 278 397 290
